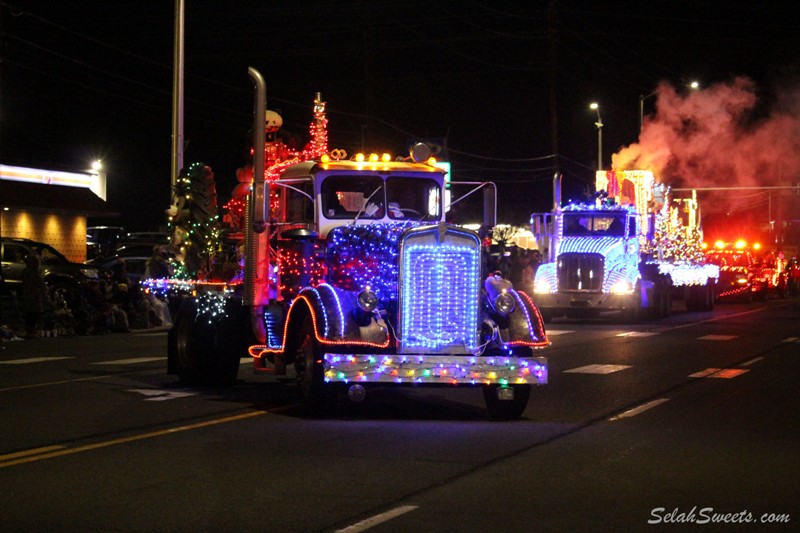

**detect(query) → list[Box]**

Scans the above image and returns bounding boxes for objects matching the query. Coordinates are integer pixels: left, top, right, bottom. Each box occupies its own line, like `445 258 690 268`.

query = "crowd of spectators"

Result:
484 245 543 287
2 256 173 340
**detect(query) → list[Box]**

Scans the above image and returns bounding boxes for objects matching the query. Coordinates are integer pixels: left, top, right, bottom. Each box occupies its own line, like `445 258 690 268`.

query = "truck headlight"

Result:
610 280 634 294
357 288 379 312
493 291 516 316
534 279 551 294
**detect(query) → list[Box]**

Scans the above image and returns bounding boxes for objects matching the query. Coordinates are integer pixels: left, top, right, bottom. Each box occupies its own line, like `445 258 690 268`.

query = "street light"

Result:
88 159 107 201
589 102 603 171
640 80 700 133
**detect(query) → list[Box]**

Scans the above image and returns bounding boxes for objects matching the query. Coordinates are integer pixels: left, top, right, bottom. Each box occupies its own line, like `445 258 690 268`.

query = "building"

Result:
0 164 116 262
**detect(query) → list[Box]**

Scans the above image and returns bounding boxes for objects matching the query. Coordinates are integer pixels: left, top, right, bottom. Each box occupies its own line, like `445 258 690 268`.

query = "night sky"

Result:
2 1 798 233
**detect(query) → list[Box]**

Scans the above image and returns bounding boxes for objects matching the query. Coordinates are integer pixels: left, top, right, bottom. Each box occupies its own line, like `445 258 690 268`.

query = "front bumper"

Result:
531 291 636 313
323 353 548 385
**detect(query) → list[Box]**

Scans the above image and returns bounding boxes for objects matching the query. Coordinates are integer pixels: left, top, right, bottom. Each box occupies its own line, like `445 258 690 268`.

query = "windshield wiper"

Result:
351 185 383 224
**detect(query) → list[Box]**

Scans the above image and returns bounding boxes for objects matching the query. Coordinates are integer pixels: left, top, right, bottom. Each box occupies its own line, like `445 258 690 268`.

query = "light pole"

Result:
640 81 700 133
639 91 657 133
589 102 603 171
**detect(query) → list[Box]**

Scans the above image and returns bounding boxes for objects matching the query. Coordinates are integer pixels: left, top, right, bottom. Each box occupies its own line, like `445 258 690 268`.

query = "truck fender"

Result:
286 284 390 351
497 290 549 348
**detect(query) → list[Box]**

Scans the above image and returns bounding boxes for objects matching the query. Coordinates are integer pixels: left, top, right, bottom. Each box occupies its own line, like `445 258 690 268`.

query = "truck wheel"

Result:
659 287 671 318
483 384 530 420
620 284 642 322
172 299 240 386
294 314 329 415
704 282 715 310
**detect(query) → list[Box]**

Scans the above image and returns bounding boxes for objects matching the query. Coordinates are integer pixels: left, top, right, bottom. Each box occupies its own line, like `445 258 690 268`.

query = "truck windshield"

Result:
385 176 441 220
563 214 626 237
321 175 384 219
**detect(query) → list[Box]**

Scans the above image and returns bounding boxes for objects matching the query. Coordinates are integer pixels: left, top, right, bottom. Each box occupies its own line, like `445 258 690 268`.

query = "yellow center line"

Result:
0 409 281 469
0 445 67 461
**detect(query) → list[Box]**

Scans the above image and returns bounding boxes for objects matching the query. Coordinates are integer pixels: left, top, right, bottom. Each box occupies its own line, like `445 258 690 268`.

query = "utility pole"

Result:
171 0 185 196
548 0 559 175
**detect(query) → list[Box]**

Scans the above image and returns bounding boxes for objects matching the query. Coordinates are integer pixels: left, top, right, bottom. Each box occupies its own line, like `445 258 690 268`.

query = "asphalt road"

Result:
1 299 798 532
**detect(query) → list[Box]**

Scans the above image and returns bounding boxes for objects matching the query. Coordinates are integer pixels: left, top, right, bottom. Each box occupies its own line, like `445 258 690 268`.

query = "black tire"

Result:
172 298 241 386
685 285 702 312
620 284 642 323
646 283 670 319
483 384 531 420
294 313 330 415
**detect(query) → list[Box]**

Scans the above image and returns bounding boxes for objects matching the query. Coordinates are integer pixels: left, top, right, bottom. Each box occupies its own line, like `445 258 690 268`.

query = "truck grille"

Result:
398 225 481 353
557 253 604 291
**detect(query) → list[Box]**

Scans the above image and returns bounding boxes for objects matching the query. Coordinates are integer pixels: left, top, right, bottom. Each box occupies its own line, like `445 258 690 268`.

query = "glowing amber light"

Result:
381 153 391 162
735 239 746 249
715 240 725 249
368 153 379 162
753 242 761 250
320 154 330 163
355 153 365 162
426 157 437 166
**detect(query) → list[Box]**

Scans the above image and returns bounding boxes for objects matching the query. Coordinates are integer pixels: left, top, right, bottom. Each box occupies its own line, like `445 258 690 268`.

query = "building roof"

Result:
0 180 117 217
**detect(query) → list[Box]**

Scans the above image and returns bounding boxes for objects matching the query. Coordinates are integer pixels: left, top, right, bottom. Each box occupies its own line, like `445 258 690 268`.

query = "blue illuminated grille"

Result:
398 227 481 353
557 253 604 291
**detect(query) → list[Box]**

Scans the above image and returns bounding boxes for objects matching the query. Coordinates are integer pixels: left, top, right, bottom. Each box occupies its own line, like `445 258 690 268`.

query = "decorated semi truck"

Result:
162 70 549 419
529 170 719 321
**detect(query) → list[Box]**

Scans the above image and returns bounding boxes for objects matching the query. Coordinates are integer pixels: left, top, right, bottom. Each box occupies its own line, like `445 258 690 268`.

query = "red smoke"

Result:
611 76 800 239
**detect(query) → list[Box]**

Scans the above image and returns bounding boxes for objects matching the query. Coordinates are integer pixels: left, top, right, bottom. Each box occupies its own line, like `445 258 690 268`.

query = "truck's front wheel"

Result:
294 314 329 415
483 384 530 420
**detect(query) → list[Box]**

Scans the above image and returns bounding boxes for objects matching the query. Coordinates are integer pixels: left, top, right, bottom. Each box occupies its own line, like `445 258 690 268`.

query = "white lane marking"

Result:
564 364 631 374
741 357 764 367
616 331 659 337
0 357 73 365
92 357 165 365
127 389 196 401
609 398 670 421
544 329 574 336
336 505 419 533
782 337 800 343
689 368 749 379
697 334 737 341
240 357 252 364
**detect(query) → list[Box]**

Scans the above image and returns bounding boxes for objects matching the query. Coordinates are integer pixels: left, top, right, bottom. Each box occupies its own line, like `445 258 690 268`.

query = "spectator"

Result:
144 246 171 279
21 254 50 338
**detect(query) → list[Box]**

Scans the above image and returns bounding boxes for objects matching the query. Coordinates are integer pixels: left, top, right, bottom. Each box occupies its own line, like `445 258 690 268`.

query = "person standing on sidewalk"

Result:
21 254 50 338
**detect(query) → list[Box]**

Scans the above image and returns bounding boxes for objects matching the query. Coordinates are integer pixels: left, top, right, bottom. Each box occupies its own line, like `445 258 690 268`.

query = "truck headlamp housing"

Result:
357 288 379 312
493 291 516 316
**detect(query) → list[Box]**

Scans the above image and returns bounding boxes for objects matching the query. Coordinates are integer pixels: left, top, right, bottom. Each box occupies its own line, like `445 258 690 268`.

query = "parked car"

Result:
86 225 126 260
116 231 169 250
87 254 150 287
1 237 99 295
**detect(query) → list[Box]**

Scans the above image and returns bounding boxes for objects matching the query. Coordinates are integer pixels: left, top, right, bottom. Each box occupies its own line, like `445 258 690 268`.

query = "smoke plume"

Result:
611 76 800 222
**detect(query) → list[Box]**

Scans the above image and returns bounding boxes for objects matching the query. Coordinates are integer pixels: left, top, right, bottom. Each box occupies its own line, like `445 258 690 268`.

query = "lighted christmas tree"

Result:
167 162 221 279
